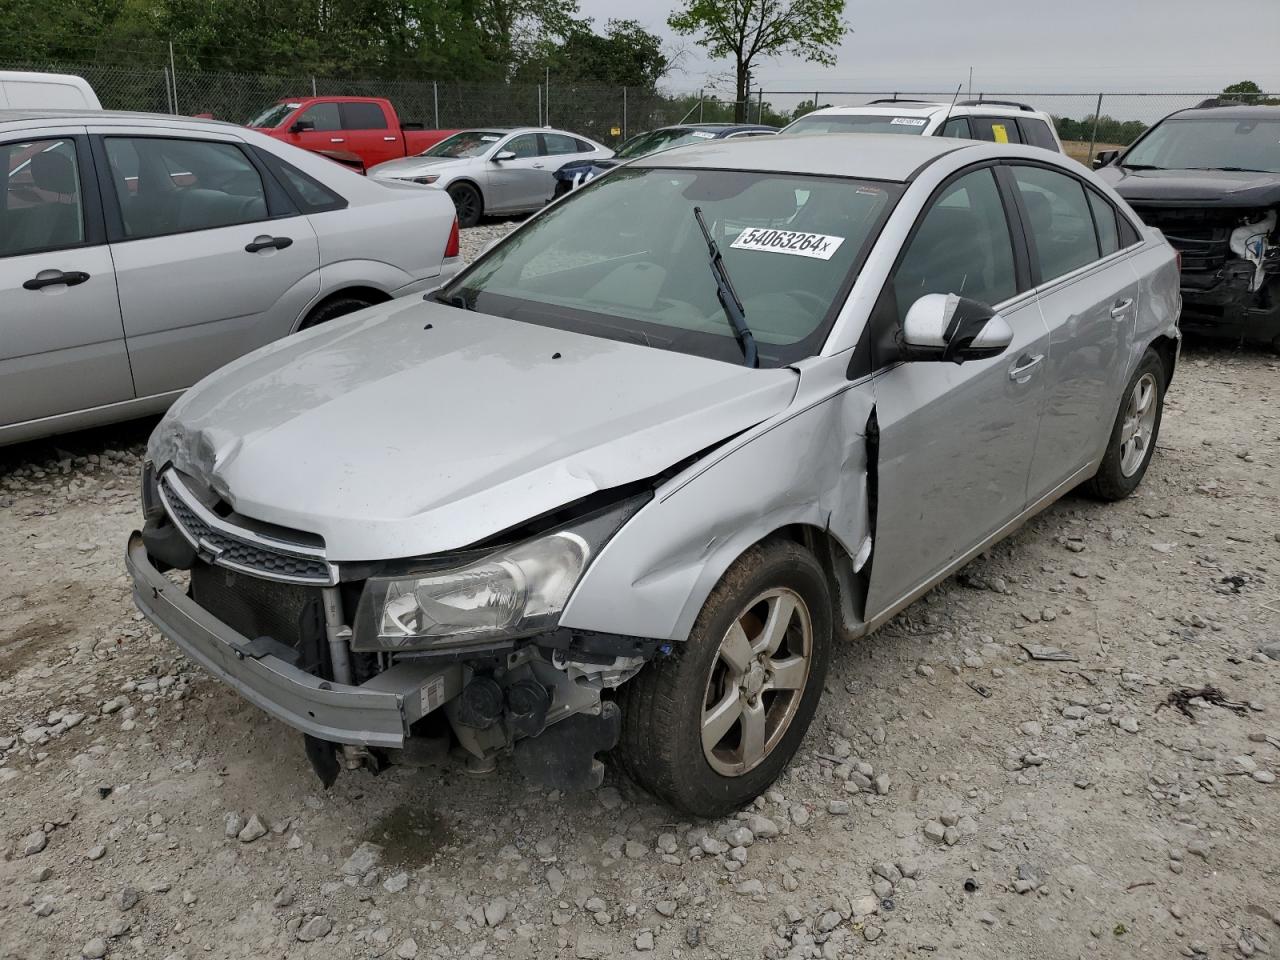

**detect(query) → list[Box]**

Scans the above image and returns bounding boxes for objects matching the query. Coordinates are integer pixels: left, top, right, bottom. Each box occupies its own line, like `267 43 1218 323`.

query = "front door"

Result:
1007 163 1136 501
0 130 133 427
486 133 548 212
94 131 320 397
865 165 1050 619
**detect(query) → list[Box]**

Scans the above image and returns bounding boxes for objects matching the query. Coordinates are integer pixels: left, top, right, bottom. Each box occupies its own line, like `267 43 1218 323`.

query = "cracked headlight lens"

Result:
353 496 646 652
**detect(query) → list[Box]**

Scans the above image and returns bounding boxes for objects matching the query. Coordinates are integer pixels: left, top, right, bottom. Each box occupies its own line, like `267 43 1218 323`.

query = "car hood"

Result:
368 155 474 178
148 299 799 561
1097 165 1280 206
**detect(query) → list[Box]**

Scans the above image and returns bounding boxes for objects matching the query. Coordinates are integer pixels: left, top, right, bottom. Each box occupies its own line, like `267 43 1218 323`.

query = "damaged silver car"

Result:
127 134 1180 816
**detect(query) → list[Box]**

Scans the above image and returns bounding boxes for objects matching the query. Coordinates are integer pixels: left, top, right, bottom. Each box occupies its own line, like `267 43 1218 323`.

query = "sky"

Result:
577 0 1280 101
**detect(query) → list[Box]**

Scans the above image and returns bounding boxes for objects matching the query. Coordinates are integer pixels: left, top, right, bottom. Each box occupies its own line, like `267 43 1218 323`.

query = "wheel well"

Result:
448 178 483 201
1149 335 1178 387
765 523 865 636
301 286 391 326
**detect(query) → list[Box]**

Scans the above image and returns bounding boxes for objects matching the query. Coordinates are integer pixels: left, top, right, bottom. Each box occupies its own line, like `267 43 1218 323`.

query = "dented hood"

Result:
148 298 798 561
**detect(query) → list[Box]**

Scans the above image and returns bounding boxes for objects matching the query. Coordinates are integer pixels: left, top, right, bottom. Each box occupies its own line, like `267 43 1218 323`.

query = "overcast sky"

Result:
578 0 1280 97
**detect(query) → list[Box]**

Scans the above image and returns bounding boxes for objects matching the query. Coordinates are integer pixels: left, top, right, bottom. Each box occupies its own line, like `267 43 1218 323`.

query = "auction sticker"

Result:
890 117 928 126
731 227 845 260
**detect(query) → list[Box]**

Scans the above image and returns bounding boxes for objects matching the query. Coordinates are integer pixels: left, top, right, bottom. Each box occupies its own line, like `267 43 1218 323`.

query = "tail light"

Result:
444 217 460 259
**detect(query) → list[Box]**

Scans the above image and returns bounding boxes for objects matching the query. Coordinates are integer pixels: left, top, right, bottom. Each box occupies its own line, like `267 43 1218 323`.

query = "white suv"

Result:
781 99 1064 153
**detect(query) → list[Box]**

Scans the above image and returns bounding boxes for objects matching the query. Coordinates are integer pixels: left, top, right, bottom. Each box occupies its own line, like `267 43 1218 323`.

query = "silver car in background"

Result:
368 127 612 227
1 110 460 446
128 134 1179 816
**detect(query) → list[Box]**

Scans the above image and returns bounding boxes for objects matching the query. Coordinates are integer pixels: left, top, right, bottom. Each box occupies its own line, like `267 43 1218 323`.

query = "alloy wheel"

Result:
1119 372 1158 477
701 588 812 777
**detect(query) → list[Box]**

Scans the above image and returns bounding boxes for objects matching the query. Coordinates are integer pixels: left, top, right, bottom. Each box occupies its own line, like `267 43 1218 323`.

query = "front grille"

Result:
158 471 336 585
1130 206 1237 275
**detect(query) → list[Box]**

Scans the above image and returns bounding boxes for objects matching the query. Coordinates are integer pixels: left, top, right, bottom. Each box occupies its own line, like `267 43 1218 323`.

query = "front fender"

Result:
560 367 874 642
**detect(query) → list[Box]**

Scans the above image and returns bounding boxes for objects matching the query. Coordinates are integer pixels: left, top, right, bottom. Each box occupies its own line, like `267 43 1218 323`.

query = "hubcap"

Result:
701 588 812 777
1119 372 1158 477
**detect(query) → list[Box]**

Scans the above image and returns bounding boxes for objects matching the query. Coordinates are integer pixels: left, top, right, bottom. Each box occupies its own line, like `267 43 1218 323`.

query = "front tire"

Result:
1086 349 1165 501
448 182 483 228
615 540 832 818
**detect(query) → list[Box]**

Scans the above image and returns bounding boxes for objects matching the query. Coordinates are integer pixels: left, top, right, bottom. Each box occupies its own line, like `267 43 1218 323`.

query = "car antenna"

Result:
938 84 963 134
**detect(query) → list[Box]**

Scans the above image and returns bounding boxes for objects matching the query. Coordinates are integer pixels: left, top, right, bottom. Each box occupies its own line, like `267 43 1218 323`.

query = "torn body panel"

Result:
559 355 875 643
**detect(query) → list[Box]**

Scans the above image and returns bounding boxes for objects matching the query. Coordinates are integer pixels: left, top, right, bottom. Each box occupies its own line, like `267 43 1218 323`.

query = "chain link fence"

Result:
4 60 1275 154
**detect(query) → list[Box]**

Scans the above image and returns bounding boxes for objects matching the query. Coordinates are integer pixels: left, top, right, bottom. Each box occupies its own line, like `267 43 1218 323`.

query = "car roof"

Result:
1167 103 1280 120
802 100 1047 120
0 108 240 128
631 131 970 182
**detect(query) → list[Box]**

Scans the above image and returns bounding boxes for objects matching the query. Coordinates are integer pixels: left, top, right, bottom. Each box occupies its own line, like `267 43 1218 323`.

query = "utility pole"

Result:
168 41 179 115
967 68 973 100
545 66 550 126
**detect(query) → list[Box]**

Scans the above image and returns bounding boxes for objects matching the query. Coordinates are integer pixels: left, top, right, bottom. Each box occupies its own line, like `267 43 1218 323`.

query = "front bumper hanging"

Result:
126 532 461 749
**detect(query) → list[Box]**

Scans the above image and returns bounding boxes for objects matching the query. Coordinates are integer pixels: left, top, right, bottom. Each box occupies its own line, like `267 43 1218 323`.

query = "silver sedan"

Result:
129 133 1179 816
368 127 612 226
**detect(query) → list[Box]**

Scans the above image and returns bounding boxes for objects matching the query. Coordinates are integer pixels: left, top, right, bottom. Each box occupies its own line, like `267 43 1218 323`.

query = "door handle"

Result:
1008 353 1044 382
23 270 90 291
532 163 545 169
383 136 396 142
330 137 345 143
1110 297 1134 318
244 236 293 253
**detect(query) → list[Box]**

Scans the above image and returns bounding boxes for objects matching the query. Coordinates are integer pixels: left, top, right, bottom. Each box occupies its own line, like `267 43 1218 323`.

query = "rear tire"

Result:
615 539 832 818
299 295 373 331
448 182 483 228
1086 349 1165 501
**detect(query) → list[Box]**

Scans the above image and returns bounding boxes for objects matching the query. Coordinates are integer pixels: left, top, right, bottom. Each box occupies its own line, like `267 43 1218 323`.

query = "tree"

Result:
667 0 847 122
1221 80 1279 105
520 18 670 90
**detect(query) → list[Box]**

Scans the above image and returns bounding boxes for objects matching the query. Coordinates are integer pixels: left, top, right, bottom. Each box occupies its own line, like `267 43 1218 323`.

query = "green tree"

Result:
667 0 848 122
520 18 669 89
1221 80 1279 105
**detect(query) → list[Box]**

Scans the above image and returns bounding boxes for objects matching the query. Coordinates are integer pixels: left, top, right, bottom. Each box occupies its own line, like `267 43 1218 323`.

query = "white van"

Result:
0 71 101 110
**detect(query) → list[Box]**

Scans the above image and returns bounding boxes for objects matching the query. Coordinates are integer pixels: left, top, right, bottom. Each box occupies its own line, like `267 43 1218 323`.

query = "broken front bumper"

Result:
126 532 460 749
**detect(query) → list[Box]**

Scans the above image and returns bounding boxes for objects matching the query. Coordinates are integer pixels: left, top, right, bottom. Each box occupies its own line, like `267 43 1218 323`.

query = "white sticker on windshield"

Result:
691 130 716 139
480 135 501 141
890 117 928 126
731 228 845 260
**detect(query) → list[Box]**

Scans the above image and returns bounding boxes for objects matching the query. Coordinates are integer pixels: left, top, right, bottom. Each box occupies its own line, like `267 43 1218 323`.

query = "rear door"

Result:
0 129 133 427
486 133 547 212
340 101 400 168
92 127 320 396
1006 162 1138 501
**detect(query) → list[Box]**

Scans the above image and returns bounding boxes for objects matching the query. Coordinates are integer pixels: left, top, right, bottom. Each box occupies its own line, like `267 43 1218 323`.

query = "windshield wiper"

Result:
1186 166 1272 173
1121 163 1164 170
692 206 758 368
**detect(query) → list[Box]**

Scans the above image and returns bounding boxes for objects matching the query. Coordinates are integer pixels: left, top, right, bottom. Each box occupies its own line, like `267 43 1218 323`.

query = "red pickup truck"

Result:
248 96 455 172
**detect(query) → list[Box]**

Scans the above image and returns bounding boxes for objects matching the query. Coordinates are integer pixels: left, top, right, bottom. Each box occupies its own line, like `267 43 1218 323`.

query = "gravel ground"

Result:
2 235 1279 959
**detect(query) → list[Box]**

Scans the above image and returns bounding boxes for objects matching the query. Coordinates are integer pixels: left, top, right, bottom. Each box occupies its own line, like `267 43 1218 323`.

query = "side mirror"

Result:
290 119 315 134
1092 149 1120 169
901 293 1012 364
492 150 516 162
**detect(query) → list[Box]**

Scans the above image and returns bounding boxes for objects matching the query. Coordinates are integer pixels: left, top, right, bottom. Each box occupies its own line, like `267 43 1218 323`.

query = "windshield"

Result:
441 167 900 367
615 127 720 159
248 102 300 128
1123 117 1280 173
420 131 506 158
785 113 931 136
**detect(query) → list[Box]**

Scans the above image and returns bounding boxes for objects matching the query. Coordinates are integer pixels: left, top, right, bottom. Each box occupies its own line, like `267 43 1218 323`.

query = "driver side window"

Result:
502 134 539 159
891 167 1017 325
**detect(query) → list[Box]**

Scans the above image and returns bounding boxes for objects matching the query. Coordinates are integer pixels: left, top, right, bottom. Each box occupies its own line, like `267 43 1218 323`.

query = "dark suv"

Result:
1095 101 1280 346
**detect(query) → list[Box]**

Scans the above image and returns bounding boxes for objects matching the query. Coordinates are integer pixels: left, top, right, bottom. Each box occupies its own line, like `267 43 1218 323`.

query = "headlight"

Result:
408 175 439 185
352 496 646 652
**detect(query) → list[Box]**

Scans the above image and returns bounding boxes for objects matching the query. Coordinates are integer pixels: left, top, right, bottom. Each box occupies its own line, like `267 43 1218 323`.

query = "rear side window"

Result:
940 117 971 138
1017 118 1058 151
341 102 389 130
256 149 347 213
299 103 341 132
104 137 268 239
892 167 1017 321
574 138 594 152
971 117 1022 144
1086 189 1119 256
0 138 86 257
541 133 583 155
1011 165 1100 281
